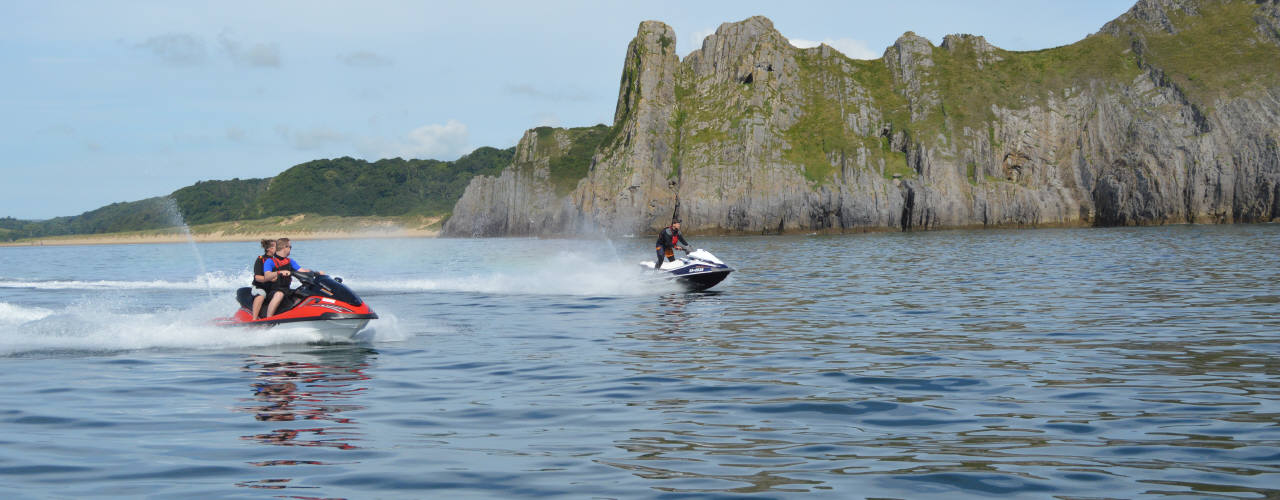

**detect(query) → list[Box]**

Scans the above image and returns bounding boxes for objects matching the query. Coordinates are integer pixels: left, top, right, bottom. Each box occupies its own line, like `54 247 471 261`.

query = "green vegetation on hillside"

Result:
930 33 1142 135
0 198 178 241
786 51 865 183
523 125 611 196
782 23 1146 185
1 146 514 241
1136 1 1280 105
786 50 915 184
261 146 512 217
170 178 271 224
548 125 610 195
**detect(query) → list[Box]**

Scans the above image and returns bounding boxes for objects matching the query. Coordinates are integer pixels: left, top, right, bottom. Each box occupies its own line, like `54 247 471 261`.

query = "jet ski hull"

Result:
642 249 734 292
218 273 376 343
674 269 732 291
218 309 376 343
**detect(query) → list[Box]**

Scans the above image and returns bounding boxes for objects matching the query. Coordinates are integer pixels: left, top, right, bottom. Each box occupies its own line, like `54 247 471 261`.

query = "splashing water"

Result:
0 296 407 356
162 197 211 298
0 271 252 291
356 249 683 296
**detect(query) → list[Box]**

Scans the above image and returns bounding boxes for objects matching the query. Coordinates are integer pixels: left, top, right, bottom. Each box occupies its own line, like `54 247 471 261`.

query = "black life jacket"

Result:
251 254 271 288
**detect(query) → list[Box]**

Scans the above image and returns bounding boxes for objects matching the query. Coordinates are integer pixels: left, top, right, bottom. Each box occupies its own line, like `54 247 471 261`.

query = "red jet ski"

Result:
217 271 377 342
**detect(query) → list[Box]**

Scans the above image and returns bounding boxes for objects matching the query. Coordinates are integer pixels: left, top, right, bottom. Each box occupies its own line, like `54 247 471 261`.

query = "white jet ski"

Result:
640 249 734 291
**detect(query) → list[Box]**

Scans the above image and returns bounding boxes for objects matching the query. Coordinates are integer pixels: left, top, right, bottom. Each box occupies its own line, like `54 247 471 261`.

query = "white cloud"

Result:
361 120 470 160
134 33 207 66
788 37 879 59
218 31 281 68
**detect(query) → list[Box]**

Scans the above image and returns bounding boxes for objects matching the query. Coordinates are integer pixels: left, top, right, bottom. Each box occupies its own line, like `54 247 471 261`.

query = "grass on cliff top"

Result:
1137 1 1280 105
531 124 611 196
785 50 857 184
785 50 916 184
670 68 773 178
781 28 1145 185
927 31 1142 136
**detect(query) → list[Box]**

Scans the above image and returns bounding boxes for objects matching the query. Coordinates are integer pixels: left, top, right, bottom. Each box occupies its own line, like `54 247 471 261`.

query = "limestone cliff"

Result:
444 0 1280 237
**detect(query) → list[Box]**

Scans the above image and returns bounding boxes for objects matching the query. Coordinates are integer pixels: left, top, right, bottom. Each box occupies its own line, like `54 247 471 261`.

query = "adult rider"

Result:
654 219 690 271
250 239 276 319
262 237 323 318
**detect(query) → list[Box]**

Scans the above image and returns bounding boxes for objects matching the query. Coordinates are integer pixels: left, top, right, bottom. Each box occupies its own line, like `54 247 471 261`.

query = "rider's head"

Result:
275 238 292 258
672 219 681 230
260 239 275 254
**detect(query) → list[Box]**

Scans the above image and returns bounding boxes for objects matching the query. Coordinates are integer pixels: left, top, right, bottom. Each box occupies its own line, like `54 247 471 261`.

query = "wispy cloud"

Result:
504 83 592 103
684 27 716 55
533 113 560 128
339 51 392 67
360 120 470 160
134 33 207 66
788 37 878 59
275 125 346 150
219 31 281 68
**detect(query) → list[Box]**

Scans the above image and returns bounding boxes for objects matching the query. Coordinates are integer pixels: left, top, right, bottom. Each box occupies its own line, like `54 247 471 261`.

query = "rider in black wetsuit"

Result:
654 220 690 270
250 239 276 319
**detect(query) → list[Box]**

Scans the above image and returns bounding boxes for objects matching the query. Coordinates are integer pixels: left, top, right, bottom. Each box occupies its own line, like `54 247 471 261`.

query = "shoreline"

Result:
0 213 444 247
0 228 440 247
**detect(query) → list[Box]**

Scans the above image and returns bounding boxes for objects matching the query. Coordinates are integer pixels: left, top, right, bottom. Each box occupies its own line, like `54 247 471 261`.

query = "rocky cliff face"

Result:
445 0 1280 237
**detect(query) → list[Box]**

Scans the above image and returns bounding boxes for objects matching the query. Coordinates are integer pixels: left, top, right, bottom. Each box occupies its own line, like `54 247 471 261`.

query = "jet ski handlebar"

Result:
292 270 343 284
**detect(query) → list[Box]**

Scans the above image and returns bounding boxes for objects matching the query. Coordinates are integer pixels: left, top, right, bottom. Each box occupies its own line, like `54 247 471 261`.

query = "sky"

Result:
0 1 1135 220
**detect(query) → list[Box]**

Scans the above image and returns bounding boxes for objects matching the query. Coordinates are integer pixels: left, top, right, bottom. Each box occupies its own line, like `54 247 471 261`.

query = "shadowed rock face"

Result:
445 0 1280 237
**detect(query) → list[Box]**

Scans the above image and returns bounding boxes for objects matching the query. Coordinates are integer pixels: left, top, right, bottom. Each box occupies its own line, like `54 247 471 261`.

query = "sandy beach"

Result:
1 229 440 247
0 214 443 247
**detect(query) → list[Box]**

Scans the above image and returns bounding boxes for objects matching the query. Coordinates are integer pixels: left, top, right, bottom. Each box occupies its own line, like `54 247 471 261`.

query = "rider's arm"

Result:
263 258 287 280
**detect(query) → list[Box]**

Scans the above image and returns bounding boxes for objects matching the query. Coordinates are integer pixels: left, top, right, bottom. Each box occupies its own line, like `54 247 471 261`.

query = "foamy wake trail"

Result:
0 297 396 356
358 252 680 296
0 302 54 326
0 271 250 291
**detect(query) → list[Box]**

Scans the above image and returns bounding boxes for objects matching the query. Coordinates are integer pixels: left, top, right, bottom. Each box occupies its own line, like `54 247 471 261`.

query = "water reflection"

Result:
234 345 375 491
602 232 1280 497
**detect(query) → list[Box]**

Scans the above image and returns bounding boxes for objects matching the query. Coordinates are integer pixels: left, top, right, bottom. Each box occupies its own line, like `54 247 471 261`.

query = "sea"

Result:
0 225 1277 499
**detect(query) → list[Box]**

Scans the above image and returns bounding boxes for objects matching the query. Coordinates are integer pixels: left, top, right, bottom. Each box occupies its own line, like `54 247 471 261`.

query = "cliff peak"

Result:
713 15 775 37
1102 0 1205 35
687 15 792 87
635 20 675 39
940 33 1002 68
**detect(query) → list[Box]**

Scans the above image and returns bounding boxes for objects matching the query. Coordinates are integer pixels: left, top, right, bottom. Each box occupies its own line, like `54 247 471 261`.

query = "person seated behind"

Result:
654 219 690 270
262 237 323 318
250 239 276 319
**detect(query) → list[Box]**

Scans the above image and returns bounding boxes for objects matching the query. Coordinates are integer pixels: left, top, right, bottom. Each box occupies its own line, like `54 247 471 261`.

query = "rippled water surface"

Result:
1 225 1277 498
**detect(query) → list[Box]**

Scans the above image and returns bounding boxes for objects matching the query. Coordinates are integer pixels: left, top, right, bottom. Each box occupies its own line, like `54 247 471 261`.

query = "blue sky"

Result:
1 1 1133 220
